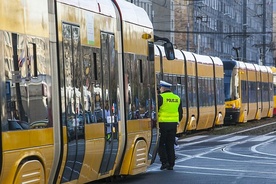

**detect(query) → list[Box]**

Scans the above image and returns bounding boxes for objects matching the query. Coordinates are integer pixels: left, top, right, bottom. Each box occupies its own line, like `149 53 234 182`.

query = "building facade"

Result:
127 0 274 66
273 2 276 65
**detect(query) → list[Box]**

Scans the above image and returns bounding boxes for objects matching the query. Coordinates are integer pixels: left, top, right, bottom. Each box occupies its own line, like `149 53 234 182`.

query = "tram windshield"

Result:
223 61 239 101
273 74 276 94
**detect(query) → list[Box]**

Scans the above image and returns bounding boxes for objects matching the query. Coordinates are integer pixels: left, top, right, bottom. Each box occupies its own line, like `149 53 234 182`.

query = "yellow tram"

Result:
154 46 225 134
270 66 276 115
222 59 273 124
0 0 174 183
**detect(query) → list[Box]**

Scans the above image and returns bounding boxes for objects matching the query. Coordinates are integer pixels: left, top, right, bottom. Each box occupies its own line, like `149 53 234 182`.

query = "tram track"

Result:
179 117 276 139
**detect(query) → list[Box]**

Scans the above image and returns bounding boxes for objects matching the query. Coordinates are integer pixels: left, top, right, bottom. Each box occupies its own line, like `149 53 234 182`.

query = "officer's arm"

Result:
178 100 183 122
157 94 163 111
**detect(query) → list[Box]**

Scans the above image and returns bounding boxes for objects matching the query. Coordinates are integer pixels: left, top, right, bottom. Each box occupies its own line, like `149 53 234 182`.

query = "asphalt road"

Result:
91 120 276 184
105 130 276 184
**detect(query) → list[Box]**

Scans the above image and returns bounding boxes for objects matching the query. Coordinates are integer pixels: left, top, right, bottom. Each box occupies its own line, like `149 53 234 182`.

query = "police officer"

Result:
158 80 183 170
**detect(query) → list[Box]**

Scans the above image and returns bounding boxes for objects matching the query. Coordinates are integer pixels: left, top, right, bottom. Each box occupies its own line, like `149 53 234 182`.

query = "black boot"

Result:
160 163 169 170
167 166 173 170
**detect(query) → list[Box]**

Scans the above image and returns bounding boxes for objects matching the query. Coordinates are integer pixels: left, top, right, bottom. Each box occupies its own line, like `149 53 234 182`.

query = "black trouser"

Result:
158 122 177 167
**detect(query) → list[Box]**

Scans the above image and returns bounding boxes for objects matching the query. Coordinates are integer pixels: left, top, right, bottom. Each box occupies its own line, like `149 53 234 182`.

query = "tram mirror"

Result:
164 42 175 60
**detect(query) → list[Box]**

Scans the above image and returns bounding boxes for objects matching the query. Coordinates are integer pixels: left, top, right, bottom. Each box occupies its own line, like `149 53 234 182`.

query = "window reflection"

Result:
3 32 52 131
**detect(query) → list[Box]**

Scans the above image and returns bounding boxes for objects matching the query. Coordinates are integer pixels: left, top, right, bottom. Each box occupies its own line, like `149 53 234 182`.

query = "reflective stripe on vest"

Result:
158 92 180 123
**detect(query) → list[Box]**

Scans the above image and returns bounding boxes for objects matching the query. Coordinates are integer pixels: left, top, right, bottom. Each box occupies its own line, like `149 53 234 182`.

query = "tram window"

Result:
192 77 197 107
200 78 204 106
125 55 132 120
27 42 38 78
2 32 52 131
8 120 27 130
204 78 207 106
127 55 150 119
82 47 99 124
180 77 186 107
172 75 177 94
93 53 98 81
139 59 143 83
241 80 248 103
164 74 173 85
177 77 181 84
209 79 213 106
139 57 150 118
148 42 154 61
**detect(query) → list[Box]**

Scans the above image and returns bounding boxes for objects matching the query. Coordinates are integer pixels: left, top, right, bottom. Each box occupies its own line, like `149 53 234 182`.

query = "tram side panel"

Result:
120 53 153 175
55 0 157 182
270 66 276 116
238 61 250 123
147 43 159 164
268 67 274 117
55 1 123 183
154 46 188 135
155 49 224 133
244 63 258 121
182 51 198 131
173 49 188 135
193 54 216 130
259 66 269 118
116 5 156 177
162 49 187 135
0 0 54 183
210 56 225 126
259 66 274 118
253 64 262 120
222 60 246 124
222 60 273 125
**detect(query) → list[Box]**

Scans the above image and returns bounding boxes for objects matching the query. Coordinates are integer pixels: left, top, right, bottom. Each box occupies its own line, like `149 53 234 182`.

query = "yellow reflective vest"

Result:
158 92 180 123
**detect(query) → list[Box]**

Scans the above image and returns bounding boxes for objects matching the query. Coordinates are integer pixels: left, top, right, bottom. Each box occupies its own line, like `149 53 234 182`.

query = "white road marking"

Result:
179 135 208 142
174 170 276 179
250 135 275 142
175 165 276 174
219 135 248 142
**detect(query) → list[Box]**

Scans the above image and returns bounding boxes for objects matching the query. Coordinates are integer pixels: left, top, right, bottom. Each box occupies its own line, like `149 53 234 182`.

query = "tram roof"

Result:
271 66 276 73
174 49 184 60
210 56 223 66
57 0 152 28
253 64 261 72
259 65 272 73
154 45 165 57
259 65 267 72
244 62 255 70
116 0 153 28
57 0 112 15
237 61 246 69
193 53 213 65
266 66 272 73
181 50 195 62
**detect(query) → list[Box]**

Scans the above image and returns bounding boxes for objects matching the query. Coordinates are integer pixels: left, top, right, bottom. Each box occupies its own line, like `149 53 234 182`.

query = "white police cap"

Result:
160 80 172 88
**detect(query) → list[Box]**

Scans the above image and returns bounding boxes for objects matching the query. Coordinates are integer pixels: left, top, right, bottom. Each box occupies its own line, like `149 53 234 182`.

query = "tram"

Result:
0 0 174 183
154 46 225 134
222 59 273 124
270 66 276 115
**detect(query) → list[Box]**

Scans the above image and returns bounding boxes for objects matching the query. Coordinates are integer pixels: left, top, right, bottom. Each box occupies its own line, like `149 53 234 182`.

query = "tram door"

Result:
61 23 85 182
99 32 119 174
148 42 159 163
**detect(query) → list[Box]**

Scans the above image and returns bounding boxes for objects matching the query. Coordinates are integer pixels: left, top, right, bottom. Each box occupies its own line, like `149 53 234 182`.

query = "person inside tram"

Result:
104 101 111 120
104 101 112 140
